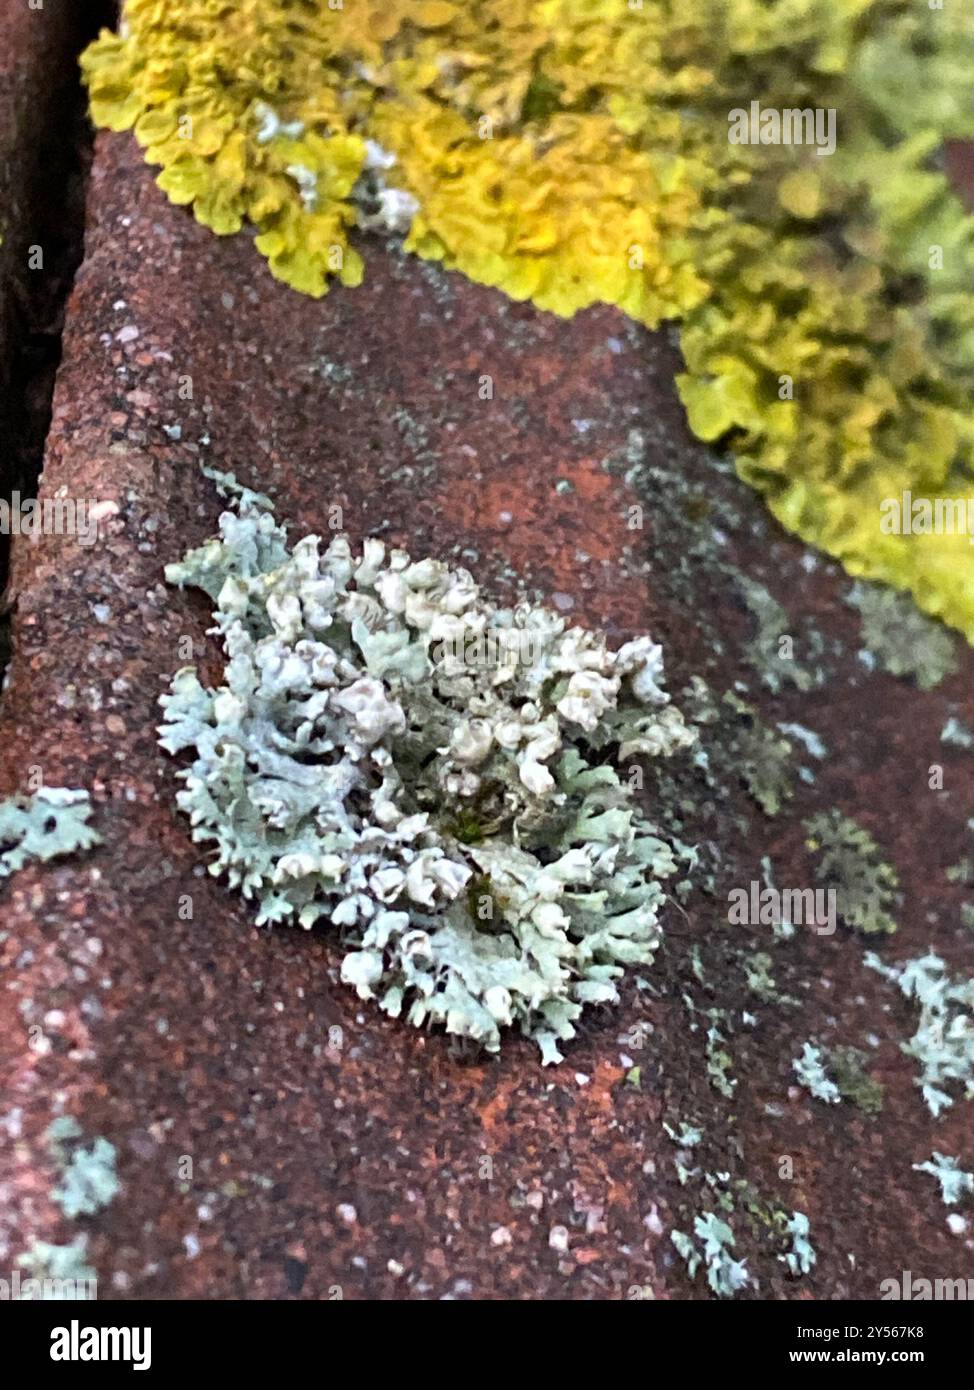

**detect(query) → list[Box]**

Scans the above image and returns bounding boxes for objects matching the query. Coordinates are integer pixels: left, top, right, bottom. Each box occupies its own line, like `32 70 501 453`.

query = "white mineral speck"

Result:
548 1224 570 1252
644 1205 664 1235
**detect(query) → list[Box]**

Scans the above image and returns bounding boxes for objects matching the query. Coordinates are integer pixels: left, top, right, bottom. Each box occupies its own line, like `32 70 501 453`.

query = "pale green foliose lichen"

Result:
0 788 99 880
16 1238 97 1299
664 1121 703 1149
778 1211 817 1278
671 1212 751 1298
793 1042 841 1105
941 717 974 750
158 471 695 1062
866 951 974 1118
46 1118 120 1221
705 1014 737 1098
912 1152 974 1207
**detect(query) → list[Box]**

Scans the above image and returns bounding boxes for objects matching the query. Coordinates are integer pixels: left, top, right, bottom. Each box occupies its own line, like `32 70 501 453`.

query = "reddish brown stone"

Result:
0 129 972 1300
0 1 103 476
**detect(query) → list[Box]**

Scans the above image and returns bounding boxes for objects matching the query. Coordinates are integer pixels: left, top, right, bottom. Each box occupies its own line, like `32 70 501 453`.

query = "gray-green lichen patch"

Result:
847 582 957 690
828 1046 886 1116
46 1117 120 1220
777 722 828 763
731 702 796 818
159 469 696 1062
941 716 974 750
705 1013 737 1098
733 572 822 696
669 1171 817 1296
793 1042 841 1104
0 788 100 879
778 1211 816 1278
947 857 974 887
804 810 899 935
741 951 781 1004
678 680 796 821
679 975 742 1099
912 1153 974 1207
865 951 974 1117
669 1173 811 1289
15 1238 97 1299
671 1212 751 1298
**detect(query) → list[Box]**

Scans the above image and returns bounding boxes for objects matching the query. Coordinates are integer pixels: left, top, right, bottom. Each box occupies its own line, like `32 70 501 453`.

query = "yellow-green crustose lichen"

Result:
82 2 974 639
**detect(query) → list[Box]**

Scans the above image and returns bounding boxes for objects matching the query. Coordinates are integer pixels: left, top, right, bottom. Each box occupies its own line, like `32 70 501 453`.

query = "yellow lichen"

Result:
81 1 974 640
373 100 708 322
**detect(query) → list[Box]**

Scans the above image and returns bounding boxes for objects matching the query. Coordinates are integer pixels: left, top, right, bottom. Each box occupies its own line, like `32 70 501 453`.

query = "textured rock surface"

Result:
0 0 108 505
1 130 972 1299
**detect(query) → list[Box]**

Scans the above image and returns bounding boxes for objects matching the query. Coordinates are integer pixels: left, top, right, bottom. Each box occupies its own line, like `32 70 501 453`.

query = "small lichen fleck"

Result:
705 1013 737 1098
866 951 974 1118
741 951 781 1004
0 788 100 879
847 583 957 691
829 1046 885 1116
46 1119 120 1221
15 1238 97 1299
778 1211 817 1278
804 810 899 936
724 693 795 818
664 1120 703 1150
941 717 974 751
734 573 818 695
793 1042 841 1105
912 1153 974 1208
671 1212 751 1298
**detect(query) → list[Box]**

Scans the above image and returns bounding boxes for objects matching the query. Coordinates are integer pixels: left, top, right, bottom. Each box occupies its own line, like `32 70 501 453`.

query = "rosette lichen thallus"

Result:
159 470 696 1061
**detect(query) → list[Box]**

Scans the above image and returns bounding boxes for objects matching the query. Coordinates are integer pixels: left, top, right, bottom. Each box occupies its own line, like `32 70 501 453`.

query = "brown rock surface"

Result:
0 0 110 597
1 130 972 1299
